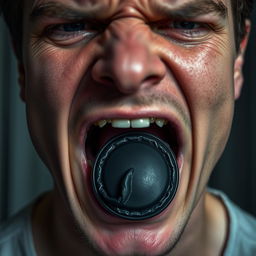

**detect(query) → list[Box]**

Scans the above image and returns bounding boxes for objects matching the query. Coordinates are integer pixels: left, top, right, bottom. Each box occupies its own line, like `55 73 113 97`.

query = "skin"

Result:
17 0 250 255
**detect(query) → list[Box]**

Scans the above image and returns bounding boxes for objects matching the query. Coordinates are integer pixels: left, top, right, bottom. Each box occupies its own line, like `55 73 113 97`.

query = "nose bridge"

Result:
112 19 149 48
106 21 153 80
92 20 166 94
108 24 151 78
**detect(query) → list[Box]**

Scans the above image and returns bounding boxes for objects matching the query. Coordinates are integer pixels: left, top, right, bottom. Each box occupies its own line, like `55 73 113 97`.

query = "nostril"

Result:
142 75 163 86
100 75 114 86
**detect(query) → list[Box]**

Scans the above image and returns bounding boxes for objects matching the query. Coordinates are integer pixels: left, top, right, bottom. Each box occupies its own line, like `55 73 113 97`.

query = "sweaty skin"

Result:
19 0 249 255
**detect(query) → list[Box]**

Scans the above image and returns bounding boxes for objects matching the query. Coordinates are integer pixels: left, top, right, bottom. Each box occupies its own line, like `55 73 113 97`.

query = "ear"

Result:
234 20 251 99
18 62 26 102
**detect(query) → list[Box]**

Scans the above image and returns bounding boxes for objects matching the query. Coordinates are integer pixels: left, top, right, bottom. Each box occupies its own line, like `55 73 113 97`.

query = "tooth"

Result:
155 119 167 128
131 118 150 128
96 120 107 128
112 119 131 128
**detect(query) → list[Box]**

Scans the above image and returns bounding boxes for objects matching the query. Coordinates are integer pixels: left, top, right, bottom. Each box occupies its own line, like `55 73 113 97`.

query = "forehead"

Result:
30 0 230 5
24 0 234 26
28 0 232 14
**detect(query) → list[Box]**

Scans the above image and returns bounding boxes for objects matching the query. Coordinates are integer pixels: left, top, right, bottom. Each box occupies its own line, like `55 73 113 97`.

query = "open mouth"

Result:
81 116 182 220
85 117 181 166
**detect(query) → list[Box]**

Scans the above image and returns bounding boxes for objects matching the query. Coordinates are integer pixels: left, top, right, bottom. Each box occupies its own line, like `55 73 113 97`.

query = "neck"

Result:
170 190 228 256
32 189 98 256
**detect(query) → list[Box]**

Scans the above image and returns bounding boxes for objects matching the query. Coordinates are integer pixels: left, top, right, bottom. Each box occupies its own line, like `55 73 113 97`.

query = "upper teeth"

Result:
94 118 167 128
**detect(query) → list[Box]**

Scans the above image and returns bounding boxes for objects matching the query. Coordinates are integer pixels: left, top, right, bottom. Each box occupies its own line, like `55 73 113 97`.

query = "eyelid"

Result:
46 22 86 33
46 25 88 39
151 20 209 32
150 19 214 44
42 20 104 46
150 12 224 28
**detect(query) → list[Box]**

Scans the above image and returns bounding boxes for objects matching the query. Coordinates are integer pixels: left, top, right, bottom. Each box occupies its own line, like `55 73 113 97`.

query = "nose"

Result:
91 25 166 94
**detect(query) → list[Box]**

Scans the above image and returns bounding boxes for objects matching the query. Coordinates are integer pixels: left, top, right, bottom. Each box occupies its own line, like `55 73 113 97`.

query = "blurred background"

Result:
0 8 256 223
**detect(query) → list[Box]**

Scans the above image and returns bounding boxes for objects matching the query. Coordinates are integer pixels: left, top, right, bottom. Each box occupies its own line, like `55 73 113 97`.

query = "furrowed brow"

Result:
154 0 228 20
30 1 103 21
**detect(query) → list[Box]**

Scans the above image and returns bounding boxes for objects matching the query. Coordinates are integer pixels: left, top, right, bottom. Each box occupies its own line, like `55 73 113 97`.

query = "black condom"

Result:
92 132 179 220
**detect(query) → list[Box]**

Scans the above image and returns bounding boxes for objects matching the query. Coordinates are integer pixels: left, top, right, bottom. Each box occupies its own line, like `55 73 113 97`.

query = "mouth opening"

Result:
83 118 181 220
85 121 180 166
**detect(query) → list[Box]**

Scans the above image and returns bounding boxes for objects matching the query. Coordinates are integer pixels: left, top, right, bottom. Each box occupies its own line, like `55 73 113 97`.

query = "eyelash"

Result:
152 20 211 40
44 20 211 45
45 20 102 44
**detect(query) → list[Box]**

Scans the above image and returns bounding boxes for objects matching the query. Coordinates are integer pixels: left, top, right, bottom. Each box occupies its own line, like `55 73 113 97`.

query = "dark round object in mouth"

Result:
92 132 179 220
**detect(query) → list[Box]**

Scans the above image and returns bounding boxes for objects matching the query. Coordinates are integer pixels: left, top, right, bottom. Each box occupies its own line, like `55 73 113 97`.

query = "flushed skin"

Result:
17 0 249 255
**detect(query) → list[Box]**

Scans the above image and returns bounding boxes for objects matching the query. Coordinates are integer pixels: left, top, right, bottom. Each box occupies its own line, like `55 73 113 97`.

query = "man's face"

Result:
21 0 242 255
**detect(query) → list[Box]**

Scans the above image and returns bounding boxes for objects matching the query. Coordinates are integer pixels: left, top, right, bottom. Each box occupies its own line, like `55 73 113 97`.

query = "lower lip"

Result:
92 224 173 256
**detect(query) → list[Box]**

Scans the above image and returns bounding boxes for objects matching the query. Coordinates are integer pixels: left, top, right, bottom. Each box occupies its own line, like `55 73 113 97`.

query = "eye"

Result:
172 21 201 30
57 22 88 32
152 20 211 42
45 20 102 45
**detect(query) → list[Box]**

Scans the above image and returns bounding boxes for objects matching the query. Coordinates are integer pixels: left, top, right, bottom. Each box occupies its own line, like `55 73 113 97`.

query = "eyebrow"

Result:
153 0 228 20
30 1 106 21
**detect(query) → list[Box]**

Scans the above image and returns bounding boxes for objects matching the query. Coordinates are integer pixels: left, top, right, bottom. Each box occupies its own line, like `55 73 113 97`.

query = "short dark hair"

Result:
232 0 254 49
0 0 254 60
0 0 24 59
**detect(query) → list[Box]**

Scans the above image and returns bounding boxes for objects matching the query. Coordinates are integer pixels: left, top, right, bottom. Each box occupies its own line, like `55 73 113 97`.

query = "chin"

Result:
83 216 185 256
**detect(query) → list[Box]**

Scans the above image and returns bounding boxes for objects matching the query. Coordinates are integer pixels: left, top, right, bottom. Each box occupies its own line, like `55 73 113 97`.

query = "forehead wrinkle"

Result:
32 0 105 6
73 0 103 4
30 0 110 20
152 0 228 19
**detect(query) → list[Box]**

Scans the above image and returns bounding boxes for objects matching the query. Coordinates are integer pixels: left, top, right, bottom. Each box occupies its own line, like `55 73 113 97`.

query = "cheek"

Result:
161 42 235 196
183 47 235 193
182 47 235 141
178 45 235 133
23 45 92 172
26 49 77 111
25 37 100 108
176 47 234 111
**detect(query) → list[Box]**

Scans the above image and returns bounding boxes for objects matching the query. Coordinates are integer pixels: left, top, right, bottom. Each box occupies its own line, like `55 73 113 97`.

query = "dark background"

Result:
209 6 256 216
0 7 256 222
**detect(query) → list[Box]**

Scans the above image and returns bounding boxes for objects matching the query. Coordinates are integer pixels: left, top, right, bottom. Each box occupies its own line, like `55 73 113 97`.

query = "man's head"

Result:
0 0 253 255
